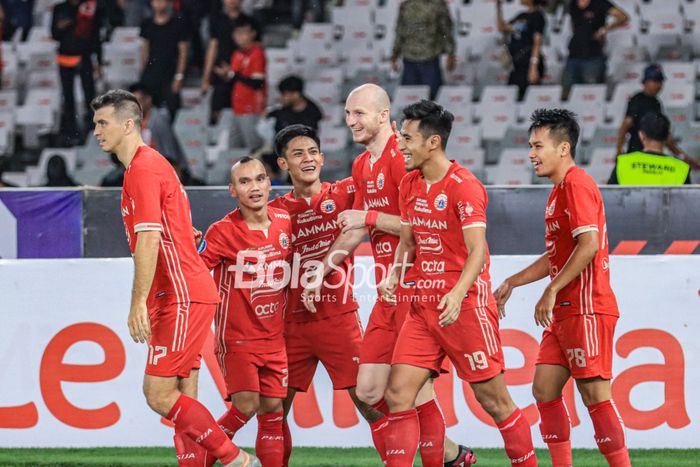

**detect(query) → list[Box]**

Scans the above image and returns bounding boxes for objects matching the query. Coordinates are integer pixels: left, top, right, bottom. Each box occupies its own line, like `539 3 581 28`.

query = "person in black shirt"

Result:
267 75 323 134
139 0 190 118
615 64 689 160
201 0 261 125
562 0 628 97
496 0 546 101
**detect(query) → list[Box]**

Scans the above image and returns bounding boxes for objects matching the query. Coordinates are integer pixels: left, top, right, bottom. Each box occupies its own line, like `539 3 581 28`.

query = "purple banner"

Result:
0 191 82 258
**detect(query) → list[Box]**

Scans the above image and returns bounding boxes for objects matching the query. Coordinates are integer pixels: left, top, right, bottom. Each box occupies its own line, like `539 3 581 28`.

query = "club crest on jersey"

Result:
434 194 448 211
321 199 336 213
377 172 385 190
547 199 557 216
279 232 289 249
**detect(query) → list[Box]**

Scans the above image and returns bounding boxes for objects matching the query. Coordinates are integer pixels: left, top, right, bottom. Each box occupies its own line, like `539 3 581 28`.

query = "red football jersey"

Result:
269 178 359 322
200 206 292 353
399 161 495 309
120 145 219 311
545 166 619 317
230 44 266 115
351 134 406 288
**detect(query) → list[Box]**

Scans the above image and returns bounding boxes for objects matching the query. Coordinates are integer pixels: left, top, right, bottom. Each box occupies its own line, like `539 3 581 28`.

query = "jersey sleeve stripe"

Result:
134 222 163 232
572 225 598 237
462 222 487 230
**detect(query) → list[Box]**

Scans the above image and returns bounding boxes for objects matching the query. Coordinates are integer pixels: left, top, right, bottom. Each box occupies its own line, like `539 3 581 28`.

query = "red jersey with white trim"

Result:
545 166 618 317
120 145 219 311
399 161 495 309
200 207 292 353
269 178 359 322
351 134 406 288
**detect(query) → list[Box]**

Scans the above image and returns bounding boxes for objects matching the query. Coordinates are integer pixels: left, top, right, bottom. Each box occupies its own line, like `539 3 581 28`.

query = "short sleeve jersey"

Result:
568 0 613 59
545 166 619 317
269 178 358 322
231 44 266 115
120 146 219 311
351 135 407 290
399 162 495 309
199 207 292 353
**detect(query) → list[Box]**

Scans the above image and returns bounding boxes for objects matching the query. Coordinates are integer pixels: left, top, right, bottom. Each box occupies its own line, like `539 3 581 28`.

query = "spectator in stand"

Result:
615 64 691 164
225 18 265 150
267 75 323 134
128 82 185 164
44 155 78 187
51 0 103 146
1 0 34 41
139 0 189 118
201 0 261 125
100 153 125 187
391 0 456 100
562 0 628 97
609 112 692 185
291 0 325 32
177 0 209 71
496 0 546 101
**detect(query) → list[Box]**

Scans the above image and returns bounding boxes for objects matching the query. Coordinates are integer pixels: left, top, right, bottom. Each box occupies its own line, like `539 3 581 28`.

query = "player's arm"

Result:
494 252 549 318
495 0 514 33
534 230 599 327
129 230 161 344
615 116 633 156
437 226 487 327
378 221 415 304
338 209 402 236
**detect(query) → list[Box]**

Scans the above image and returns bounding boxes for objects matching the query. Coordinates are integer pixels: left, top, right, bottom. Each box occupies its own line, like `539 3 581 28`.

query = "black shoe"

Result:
444 445 476 466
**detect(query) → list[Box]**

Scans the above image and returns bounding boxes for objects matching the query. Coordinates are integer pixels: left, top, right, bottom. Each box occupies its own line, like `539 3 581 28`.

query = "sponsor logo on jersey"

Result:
279 232 289 249
414 198 432 214
434 193 448 211
450 173 463 183
377 172 385 190
411 217 448 230
274 212 290 220
366 196 390 209
321 199 336 213
602 258 609 270
547 199 557 216
121 206 129 217
421 260 445 273
255 302 279 316
457 200 474 220
374 240 393 255
293 220 338 241
417 233 443 254
546 220 560 234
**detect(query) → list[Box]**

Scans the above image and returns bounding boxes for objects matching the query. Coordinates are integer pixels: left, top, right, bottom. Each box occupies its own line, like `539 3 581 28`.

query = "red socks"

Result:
496 408 537 467
588 400 631 467
218 405 252 440
282 418 292 467
416 399 445 467
257 412 285 467
174 428 210 466
369 400 390 463
384 409 420 466
537 397 572 467
166 394 240 465
373 398 390 416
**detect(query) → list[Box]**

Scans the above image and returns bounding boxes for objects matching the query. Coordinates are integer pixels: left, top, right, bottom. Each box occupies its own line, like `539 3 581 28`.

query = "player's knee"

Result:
142 385 175 417
355 382 384 405
474 389 512 421
532 380 557 404
384 383 414 411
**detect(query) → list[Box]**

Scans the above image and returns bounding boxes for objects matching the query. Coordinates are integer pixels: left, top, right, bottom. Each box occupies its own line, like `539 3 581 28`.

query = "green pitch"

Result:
0 447 698 466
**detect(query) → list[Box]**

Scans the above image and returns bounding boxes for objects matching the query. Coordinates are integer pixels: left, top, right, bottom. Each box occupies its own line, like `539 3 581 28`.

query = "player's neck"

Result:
241 206 271 230
116 136 145 169
421 153 452 184
550 159 576 184
366 126 394 162
292 179 322 199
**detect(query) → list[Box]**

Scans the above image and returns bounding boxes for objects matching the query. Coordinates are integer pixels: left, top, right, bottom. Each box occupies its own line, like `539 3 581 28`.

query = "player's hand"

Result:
338 209 367 233
493 279 514 319
193 227 203 248
594 27 607 42
378 274 399 305
171 78 183 94
534 287 556 327
128 301 151 343
302 267 324 313
528 65 539 84
200 80 210 95
437 289 463 327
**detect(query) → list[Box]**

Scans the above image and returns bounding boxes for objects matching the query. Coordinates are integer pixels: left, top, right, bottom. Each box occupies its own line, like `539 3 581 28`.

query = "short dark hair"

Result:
278 75 304 94
639 112 670 142
528 108 580 158
401 100 454 149
232 16 256 32
91 89 143 127
274 124 321 157
127 82 151 96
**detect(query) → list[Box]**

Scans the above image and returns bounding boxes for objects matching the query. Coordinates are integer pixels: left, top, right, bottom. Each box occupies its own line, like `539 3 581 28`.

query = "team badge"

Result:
434 194 448 211
321 199 336 213
377 172 385 190
279 232 289 249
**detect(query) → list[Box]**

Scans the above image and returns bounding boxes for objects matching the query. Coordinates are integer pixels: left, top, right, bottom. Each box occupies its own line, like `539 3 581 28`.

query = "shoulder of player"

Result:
268 206 291 221
330 177 356 195
564 167 602 196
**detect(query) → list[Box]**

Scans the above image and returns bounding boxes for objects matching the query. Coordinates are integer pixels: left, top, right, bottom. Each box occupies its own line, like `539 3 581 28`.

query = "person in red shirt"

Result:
268 124 377 465
379 100 536 467
495 109 630 467
90 90 256 467
198 157 291 467
220 17 265 150
310 84 474 466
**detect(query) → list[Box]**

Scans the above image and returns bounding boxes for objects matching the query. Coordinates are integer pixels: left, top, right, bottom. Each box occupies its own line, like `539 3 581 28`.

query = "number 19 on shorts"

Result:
464 351 489 371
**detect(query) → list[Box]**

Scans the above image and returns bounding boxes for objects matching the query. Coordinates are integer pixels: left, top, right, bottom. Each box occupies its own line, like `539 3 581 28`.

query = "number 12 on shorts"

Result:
464 351 489 371
567 348 587 368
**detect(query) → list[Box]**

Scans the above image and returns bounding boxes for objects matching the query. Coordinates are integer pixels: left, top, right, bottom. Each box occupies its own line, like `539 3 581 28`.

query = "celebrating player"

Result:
310 84 474 466
380 100 537 467
91 90 255 467
268 124 378 465
494 109 630 467
199 157 291 467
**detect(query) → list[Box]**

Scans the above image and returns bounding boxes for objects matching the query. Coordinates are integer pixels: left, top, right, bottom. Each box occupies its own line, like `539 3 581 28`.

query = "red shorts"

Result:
360 297 411 365
285 311 363 391
537 314 617 380
392 301 504 382
145 302 215 378
219 348 288 399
